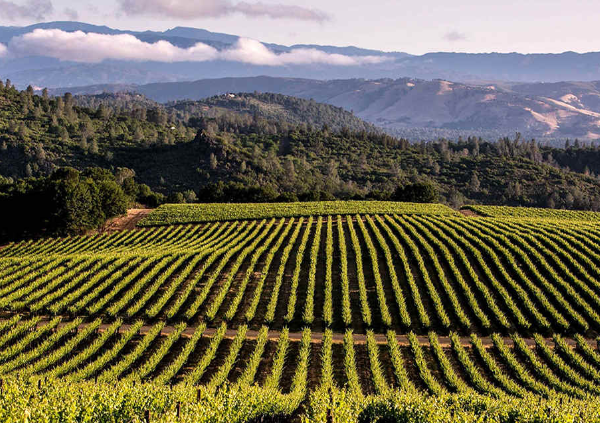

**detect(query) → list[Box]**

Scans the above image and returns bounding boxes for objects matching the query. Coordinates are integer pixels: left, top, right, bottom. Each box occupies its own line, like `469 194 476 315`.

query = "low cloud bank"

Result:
118 0 330 22
2 29 388 66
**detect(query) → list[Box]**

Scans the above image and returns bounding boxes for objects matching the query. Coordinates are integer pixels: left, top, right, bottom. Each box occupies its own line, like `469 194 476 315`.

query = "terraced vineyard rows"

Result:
0 317 599 399
138 201 459 226
463 204 600 220
4 215 600 336
4 204 600 421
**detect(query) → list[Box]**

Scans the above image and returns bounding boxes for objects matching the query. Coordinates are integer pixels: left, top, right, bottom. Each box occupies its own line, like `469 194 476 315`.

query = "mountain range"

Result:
4 22 600 88
48 76 600 141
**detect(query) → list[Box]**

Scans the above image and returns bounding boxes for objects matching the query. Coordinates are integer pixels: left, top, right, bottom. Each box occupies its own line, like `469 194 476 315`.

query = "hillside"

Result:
2 206 600 337
0 86 197 180
166 93 379 133
2 85 600 210
49 76 600 141
71 92 378 133
2 203 600 421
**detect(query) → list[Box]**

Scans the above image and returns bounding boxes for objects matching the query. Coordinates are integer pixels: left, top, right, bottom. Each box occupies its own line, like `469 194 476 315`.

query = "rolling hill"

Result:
2 83 600 211
71 92 379 134
50 76 600 141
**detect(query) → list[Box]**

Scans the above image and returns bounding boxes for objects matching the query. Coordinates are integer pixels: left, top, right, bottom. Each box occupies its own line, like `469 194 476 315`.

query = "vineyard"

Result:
3 203 600 421
137 201 458 225
463 204 600 220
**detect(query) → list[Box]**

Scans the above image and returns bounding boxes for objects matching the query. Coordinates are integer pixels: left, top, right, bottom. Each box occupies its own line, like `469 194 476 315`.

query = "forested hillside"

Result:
54 76 600 141
73 92 378 133
2 84 600 211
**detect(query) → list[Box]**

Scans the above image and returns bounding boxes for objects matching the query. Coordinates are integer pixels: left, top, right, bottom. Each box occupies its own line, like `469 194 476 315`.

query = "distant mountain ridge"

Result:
4 22 600 88
47 76 600 141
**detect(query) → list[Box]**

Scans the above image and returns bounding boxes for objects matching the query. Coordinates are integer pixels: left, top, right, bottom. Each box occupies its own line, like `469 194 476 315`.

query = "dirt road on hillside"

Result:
101 209 152 233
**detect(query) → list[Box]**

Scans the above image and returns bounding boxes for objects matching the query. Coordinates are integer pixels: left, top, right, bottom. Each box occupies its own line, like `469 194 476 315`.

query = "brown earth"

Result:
99 209 152 233
23 318 596 349
460 209 480 217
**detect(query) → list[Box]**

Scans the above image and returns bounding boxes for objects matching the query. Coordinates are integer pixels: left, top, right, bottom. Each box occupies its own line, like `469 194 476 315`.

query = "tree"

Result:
210 153 218 170
96 180 128 218
18 123 28 139
506 181 522 200
469 172 481 193
167 192 186 204
82 167 115 182
55 97 64 115
183 190 197 203
0 167 137 241
89 139 99 154
448 189 466 208
394 182 439 203
64 92 73 107
79 135 88 152
96 104 109 120
58 126 69 143
115 168 136 185
133 127 144 143
564 192 575 209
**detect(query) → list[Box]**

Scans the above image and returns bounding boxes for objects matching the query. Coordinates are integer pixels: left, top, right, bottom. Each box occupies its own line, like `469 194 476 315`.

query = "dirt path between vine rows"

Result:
99 209 152 233
24 318 596 349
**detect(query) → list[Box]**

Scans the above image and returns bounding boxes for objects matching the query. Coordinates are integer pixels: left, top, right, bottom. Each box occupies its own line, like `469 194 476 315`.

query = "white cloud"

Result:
117 0 330 22
222 38 386 66
0 0 53 21
9 30 219 63
0 44 8 58
6 29 388 66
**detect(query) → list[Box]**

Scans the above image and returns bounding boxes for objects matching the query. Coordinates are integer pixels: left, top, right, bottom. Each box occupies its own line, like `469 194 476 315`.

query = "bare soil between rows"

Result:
98 209 152 233
16 318 598 349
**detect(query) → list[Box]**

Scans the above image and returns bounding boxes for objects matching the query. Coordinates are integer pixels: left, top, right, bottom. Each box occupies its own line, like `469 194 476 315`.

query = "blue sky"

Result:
4 0 599 55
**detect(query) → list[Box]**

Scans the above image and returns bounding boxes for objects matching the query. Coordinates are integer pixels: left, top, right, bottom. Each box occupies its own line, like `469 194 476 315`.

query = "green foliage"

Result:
394 181 439 203
167 92 380 133
305 387 600 423
0 377 296 423
138 201 457 226
1 377 600 423
0 166 157 241
465 204 600 220
2 85 600 211
3 210 600 337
